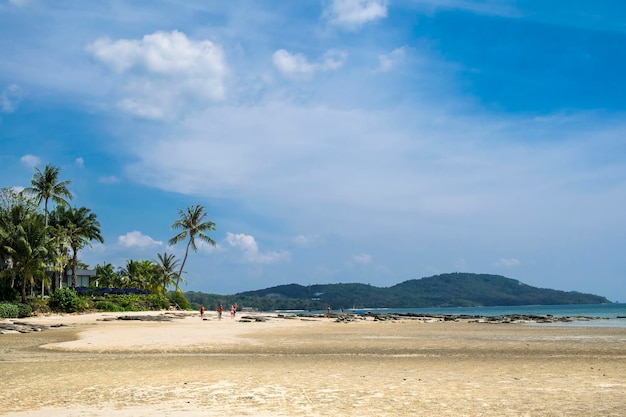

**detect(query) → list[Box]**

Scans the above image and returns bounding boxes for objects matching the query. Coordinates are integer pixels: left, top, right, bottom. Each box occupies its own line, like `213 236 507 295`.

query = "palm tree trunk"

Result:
71 247 78 288
21 276 27 303
176 242 191 291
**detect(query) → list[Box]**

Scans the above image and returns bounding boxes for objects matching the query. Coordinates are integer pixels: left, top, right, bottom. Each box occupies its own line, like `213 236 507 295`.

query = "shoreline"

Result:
3 309 623 336
2 311 625 416
3 309 626 338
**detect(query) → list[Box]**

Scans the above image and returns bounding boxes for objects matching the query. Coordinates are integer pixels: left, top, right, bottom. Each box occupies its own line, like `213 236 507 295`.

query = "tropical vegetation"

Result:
1 164 214 317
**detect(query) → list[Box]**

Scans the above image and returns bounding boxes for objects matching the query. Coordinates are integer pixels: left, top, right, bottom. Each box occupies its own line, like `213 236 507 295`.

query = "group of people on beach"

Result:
199 303 238 320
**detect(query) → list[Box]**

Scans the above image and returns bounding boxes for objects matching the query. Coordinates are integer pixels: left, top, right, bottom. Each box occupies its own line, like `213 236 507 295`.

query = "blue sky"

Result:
1 0 625 301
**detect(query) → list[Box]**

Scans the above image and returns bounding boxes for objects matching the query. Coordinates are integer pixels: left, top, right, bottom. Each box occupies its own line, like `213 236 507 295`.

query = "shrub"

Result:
146 294 170 310
0 302 19 318
169 290 191 310
28 297 51 315
0 281 19 302
49 287 80 313
94 300 123 312
17 303 32 318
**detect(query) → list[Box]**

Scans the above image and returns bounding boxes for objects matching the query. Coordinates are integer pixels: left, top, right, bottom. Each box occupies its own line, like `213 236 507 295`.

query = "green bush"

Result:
27 297 51 315
0 281 19 302
94 300 123 312
0 302 19 318
146 294 170 310
90 293 170 312
49 287 80 313
169 290 191 310
17 303 32 318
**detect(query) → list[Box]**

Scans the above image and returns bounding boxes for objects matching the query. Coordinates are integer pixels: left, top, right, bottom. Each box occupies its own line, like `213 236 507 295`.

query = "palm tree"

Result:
118 259 160 292
23 164 72 227
48 224 71 290
154 252 180 294
94 263 119 288
168 205 216 290
50 206 104 287
4 212 49 302
0 200 42 295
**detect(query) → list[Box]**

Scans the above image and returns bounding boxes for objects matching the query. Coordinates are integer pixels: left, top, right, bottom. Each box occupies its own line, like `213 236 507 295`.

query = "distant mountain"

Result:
228 273 610 310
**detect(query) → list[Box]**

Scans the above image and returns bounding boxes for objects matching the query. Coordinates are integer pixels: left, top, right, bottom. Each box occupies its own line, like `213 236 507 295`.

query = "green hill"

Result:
186 273 610 311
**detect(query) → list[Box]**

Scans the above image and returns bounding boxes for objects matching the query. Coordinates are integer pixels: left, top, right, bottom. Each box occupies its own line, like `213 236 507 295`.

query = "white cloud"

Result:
379 47 406 72
225 232 290 264
98 175 120 184
8 0 30 7
117 231 163 248
292 234 322 247
75 157 84 167
495 258 521 268
411 0 519 18
20 154 41 168
352 253 373 264
87 30 229 119
323 0 388 29
273 49 346 77
1 84 21 113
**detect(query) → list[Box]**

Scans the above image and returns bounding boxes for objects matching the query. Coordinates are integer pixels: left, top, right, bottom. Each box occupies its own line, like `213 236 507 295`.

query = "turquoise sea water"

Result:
348 303 626 318
287 304 626 327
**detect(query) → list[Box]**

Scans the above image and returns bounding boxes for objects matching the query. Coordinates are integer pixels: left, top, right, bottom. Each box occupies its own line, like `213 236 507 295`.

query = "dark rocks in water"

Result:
116 314 174 322
239 315 269 322
302 311 606 324
0 321 61 334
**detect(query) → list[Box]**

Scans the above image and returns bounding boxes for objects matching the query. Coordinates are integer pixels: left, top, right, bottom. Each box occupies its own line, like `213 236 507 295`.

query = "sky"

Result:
1 0 625 301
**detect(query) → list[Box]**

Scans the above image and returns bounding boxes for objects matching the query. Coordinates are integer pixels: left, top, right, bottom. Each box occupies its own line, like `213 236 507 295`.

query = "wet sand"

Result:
1 312 625 416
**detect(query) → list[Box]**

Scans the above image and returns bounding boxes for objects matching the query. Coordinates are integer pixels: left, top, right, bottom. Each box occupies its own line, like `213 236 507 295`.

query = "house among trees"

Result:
62 269 96 288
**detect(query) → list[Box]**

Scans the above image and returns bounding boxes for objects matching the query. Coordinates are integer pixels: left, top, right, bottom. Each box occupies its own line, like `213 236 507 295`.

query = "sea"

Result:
283 303 626 328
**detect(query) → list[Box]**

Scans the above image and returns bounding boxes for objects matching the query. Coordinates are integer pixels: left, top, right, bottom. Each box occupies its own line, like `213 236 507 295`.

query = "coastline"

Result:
2 311 625 416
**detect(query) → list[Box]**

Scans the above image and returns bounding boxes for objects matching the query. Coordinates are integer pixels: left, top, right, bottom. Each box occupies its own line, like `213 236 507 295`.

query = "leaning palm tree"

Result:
168 205 215 291
23 164 72 227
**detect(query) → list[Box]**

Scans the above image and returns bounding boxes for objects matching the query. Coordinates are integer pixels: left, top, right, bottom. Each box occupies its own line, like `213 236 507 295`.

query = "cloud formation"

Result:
20 154 41 168
273 49 346 77
323 0 388 29
378 47 406 72
87 30 228 119
225 232 291 264
1 84 21 113
117 231 163 248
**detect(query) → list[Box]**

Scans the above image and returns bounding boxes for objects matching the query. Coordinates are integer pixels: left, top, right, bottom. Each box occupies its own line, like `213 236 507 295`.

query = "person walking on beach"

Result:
200 304 205 319
327 305 332 318
217 304 223 320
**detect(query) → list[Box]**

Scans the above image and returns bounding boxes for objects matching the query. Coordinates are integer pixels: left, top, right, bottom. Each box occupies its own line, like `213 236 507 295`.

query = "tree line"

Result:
0 163 216 311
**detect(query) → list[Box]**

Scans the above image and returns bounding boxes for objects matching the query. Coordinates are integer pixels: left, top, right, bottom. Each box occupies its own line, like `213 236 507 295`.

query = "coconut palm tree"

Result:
0 200 41 294
118 259 160 292
23 164 72 227
49 206 103 287
154 252 180 294
4 212 49 302
48 224 71 290
168 205 215 290
94 262 120 288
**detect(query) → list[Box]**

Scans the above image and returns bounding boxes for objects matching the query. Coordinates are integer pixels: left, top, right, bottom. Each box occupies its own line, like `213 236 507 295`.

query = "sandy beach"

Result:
1 311 625 417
